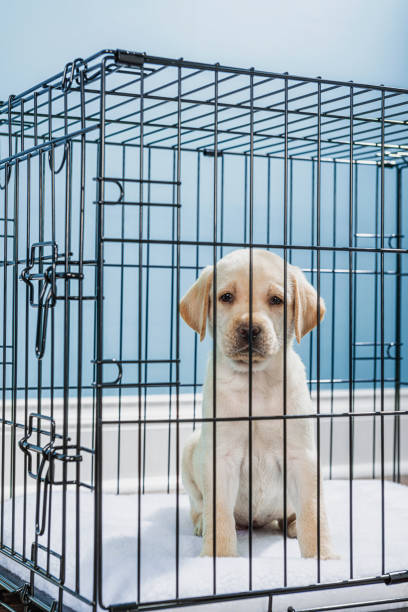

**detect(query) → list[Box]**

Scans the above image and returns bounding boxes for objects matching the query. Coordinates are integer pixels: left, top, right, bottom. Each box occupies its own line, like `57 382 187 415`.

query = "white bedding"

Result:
1 480 408 611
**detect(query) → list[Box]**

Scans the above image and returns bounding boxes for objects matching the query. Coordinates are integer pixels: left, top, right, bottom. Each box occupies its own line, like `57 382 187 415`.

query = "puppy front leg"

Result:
288 453 336 560
201 447 241 557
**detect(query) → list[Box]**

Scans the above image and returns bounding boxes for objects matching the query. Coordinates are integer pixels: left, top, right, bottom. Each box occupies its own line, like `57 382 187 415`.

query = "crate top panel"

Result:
1 49 408 167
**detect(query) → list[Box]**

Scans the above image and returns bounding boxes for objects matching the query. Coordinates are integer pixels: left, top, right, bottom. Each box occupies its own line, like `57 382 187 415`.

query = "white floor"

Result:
1 480 408 611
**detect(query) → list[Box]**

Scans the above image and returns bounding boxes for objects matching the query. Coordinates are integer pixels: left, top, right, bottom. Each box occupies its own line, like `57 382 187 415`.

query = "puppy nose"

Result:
238 323 261 341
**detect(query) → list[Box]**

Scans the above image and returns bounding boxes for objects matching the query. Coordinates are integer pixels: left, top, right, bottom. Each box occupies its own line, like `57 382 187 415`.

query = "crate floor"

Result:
0 479 407 611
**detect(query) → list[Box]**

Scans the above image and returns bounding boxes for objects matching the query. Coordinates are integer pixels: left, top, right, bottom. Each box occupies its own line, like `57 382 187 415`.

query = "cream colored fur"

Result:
180 249 336 559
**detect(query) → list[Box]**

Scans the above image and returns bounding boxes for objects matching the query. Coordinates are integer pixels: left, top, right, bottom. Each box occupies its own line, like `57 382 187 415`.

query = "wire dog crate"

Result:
0 49 408 612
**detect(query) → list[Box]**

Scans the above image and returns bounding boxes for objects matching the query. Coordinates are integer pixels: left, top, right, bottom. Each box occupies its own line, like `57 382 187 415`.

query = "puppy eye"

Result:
269 295 283 305
220 292 234 303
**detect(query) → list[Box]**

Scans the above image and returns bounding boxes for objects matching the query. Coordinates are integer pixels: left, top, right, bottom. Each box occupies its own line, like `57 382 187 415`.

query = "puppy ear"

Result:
180 266 213 341
291 266 325 343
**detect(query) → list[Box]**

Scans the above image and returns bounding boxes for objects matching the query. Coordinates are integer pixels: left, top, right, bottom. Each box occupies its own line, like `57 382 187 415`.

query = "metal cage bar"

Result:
0 49 407 612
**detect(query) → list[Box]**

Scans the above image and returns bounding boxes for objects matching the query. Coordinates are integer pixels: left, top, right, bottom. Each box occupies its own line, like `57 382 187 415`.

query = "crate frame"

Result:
0 49 408 611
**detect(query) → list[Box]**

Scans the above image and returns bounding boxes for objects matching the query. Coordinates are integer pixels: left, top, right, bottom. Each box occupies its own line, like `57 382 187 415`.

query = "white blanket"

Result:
1 480 407 611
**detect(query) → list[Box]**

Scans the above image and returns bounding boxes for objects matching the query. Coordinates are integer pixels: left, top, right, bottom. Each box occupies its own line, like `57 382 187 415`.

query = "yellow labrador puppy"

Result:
180 249 336 559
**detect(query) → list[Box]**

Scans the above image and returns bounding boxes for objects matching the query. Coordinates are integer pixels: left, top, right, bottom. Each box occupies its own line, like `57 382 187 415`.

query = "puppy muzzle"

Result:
223 319 279 364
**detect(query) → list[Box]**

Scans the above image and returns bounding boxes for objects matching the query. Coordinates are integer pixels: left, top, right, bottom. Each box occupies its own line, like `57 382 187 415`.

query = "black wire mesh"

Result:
0 49 407 612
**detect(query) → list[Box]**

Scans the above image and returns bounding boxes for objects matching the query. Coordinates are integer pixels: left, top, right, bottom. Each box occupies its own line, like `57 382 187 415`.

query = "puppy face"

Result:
180 249 325 372
209 251 286 369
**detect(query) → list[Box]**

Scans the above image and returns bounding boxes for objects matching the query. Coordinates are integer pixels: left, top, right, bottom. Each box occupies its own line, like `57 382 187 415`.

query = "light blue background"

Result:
1 0 408 100
1 0 407 396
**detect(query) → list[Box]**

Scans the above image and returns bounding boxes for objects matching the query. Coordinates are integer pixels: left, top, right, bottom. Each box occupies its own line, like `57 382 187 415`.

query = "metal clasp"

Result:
61 57 88 91
19 413 82 536
20 242 83 359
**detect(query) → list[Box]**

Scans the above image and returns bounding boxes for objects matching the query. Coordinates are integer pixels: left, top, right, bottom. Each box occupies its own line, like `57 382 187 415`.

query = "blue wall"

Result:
1 1 407 397
1 0 408 101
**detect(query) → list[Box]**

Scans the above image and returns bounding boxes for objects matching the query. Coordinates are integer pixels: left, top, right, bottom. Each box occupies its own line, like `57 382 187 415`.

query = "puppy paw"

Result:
200 547 238 557
278 515 297 539
194 516 203 537
191 511 203 536
287 518 297 539
320 549 340 561
200 538 238 557
301 546 340 560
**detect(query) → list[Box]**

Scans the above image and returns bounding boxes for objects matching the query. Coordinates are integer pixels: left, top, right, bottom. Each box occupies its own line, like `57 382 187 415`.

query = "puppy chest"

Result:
243 422 284 475
236 445 285 524
217 383 285 418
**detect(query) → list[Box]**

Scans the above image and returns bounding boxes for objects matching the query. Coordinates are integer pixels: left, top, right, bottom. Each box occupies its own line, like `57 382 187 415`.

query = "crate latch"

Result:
20 241 83 359
61 57 88 90
19 413 82 536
